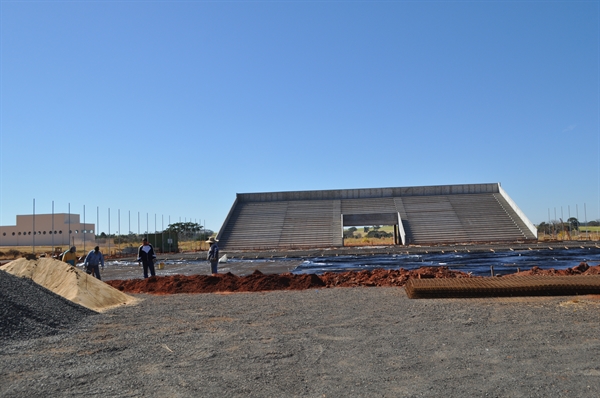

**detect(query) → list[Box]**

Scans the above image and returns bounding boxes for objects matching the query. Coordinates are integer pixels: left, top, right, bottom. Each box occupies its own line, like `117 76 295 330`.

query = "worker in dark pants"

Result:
206 237 219 275
137 238 157 278
83 246 104 280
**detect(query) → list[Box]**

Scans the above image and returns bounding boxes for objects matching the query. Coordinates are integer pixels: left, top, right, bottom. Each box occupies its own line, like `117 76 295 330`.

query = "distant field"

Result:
580 226 600 232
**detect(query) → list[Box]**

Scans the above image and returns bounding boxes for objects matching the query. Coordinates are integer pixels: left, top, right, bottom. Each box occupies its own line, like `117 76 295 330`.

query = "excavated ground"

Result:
105 262 600 294
4 258 600 397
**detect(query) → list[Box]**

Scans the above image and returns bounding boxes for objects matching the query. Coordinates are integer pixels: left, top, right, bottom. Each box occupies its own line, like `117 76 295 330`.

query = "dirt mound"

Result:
508 262 600 276
105 266 471 294
0 269 95 341
1 258 138 312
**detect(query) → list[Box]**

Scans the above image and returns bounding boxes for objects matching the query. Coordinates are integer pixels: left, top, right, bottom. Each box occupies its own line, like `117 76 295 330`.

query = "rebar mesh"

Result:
405 275 600 299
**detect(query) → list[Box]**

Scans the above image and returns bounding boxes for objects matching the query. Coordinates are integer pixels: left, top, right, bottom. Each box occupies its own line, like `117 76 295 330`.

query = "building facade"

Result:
0 213 95 247
217 183 538 250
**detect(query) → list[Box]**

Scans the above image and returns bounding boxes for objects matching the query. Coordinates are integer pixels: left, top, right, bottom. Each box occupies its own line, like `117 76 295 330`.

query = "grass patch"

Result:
580 226 600 232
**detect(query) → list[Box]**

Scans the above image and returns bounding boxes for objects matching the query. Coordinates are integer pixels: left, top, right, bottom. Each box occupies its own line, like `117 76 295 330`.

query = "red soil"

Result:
105 263 600 295
105 266 471 294
508 262 600 276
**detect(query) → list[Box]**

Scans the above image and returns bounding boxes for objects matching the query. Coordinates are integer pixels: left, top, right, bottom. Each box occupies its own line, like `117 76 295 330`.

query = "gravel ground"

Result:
0 270 96 342
2 283 600 397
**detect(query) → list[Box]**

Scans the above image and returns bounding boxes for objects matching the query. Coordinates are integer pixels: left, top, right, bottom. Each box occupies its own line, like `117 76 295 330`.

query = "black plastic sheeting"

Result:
291 247 600 277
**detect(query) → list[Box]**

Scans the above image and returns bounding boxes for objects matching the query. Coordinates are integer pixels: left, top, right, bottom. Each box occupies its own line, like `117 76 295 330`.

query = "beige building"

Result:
0 213 95 247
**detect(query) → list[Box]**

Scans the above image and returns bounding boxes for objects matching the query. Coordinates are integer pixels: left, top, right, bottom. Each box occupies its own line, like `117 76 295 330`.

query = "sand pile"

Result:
1 258 138 312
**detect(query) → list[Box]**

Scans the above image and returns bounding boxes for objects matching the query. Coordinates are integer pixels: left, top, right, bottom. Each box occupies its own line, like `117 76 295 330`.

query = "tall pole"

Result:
554 208 557 239
548 208 551 238
108 208 111 256
51 201 54 251
118 209 121 253
83 205 86 253
97 206 99 247
68 203 71 248
32 199 35 254
585 203 589 240
576 204 579 239
561 206 564 238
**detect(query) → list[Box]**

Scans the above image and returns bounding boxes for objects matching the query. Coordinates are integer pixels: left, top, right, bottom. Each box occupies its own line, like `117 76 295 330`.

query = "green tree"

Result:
164 222 203 240
366 230 392 238
343 227 357 239
567 217 579 231
537 222 551 234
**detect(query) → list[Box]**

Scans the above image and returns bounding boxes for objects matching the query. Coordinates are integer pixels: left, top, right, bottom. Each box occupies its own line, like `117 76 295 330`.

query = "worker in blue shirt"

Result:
84 246 104 280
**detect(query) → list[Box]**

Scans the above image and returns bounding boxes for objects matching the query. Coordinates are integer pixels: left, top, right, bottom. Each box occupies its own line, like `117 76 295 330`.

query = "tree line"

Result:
97 222 213 243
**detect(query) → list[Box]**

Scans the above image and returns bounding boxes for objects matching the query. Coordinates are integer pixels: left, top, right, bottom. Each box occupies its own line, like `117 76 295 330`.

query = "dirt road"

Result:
2 287 600 397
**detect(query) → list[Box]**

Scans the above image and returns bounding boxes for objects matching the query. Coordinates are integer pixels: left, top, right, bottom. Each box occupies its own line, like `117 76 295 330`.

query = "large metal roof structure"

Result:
216 183 537 250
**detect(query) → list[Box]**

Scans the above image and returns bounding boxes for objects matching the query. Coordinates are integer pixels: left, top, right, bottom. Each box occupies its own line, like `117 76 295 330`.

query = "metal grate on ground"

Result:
405 275 600 299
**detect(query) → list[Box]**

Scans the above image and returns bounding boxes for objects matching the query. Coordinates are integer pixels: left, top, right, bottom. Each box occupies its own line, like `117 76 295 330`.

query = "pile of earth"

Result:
1 258 137 311
1 258 138 342
509 261 600 276
106 266 476 294
106 262 600 295
0 269 96 341
99 264 580 294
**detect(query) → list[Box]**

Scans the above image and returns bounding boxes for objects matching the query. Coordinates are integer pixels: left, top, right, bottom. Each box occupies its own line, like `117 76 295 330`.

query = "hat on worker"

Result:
206 237 218 244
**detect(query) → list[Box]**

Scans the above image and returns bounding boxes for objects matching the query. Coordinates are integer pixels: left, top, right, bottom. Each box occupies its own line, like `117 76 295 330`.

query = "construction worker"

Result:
62 246 78 267
83 246 104 280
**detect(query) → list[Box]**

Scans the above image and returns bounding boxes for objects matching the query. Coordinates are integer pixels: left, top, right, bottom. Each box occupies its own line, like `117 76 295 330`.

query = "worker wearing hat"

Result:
206 236 219 275
62 246 78 267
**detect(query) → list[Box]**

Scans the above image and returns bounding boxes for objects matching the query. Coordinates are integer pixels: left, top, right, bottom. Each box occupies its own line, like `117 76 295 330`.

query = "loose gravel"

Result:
0 270 96 342
2 279 600 397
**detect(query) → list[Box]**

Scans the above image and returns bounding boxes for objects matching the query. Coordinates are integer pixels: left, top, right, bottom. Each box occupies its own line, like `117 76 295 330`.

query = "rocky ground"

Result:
2 263 600 397
2 284 600 397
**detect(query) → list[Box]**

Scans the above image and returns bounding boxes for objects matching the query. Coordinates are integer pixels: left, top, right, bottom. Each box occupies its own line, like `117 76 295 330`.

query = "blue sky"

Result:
0 0 598 234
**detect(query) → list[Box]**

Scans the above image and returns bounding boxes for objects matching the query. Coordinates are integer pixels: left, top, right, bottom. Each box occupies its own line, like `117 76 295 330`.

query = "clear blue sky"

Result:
1 0 598 234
